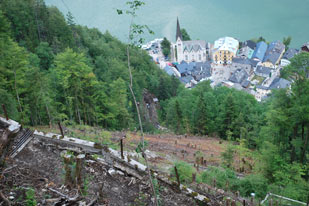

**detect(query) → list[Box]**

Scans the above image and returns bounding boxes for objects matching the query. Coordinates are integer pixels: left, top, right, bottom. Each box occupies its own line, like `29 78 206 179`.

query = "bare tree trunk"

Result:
301 124 309 164
75 94 81 125
126 17 158 206
14 70 24 123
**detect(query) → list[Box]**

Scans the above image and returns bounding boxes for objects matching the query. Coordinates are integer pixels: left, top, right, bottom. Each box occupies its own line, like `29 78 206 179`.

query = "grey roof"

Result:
183 40 207 52
233 57 259 67
176 62 196 75
164 66 175 76
179 75 193 84
282 48 299 60
241 80 250 88
243 40 256 50
263 41 285 65
269 78 291 90
229 69 248 84
192 61 211 81
256 85 269 90
255 66 271 76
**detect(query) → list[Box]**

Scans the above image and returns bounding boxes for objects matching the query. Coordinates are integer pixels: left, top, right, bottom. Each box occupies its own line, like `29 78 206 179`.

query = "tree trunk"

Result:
14 70 24 123
301 124 309 164
75 95 81 125
290 125 298 163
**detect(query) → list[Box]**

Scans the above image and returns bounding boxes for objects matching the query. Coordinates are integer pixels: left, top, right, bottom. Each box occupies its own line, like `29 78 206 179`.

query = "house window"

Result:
192 54 194 60
199 54 201 61
185 55 188 61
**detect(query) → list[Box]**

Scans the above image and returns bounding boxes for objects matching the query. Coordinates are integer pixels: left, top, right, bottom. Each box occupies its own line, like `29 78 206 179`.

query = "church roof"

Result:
183 40 206 52
176 18 183 41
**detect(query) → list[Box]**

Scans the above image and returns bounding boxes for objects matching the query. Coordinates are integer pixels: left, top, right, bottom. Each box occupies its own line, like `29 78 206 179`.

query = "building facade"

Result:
171 18 209 63
212 37 239 65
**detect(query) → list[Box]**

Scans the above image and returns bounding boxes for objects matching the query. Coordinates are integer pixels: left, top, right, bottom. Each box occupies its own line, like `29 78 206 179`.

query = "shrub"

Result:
238 174 268 198
170 161 196 184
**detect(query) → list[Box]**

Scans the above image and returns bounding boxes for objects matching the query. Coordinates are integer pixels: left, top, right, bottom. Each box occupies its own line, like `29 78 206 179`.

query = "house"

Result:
232 57 259 75
179 75 196 88
212 37 239 65
175 61 196 76
237 40 256 59
301 42 309 53
164 65 180 77
252 41 268 62
171 18 209 63
228 69 248 84
268 78 291 90
255 66 271 78
280 48 299 67
255 85 271 101
262 41 285 68
241 80 250 88
254 77 291 101
191 61 212 81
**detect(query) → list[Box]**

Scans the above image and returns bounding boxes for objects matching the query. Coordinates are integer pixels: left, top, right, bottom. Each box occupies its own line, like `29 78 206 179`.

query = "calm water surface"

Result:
45 0 309 48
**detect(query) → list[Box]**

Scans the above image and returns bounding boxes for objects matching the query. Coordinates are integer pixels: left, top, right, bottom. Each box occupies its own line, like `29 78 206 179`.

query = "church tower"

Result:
176 17 183 41
175 17 184 62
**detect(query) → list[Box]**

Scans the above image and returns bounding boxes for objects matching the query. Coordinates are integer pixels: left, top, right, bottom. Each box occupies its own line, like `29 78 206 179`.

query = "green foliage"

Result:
25 188 37 206
180 28 191 41
136 140 149 153
171 161 196 184
283 36 292 50
161 37 171 57
221 144 235 168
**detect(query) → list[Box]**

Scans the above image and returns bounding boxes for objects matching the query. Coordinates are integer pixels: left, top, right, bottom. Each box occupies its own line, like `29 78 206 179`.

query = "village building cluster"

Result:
143 19 309 101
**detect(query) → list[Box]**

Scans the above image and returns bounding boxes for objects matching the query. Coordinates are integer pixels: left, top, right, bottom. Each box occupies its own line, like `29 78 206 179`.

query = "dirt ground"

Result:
1 135 200 205
112 132 227 173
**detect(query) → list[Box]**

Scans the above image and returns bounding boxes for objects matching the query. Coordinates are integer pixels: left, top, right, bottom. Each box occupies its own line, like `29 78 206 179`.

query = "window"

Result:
199 54 201 61
185 55 188 61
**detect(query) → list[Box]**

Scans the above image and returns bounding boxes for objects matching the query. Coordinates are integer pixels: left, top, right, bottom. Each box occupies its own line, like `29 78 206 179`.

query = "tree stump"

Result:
63 154 73 187
75 154 85 188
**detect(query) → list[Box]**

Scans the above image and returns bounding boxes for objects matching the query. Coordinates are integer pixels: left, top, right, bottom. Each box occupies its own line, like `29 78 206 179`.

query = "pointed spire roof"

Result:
176 17 183 41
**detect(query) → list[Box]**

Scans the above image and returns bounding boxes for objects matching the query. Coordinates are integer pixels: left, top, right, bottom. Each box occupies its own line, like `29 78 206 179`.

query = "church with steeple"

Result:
171 18 210 63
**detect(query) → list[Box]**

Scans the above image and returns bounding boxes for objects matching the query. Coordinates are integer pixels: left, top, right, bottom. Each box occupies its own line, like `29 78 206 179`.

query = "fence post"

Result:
120 138 124 159
213 178 216 188
2 104 9 120
243 199 246 206
226 197 231 206
174 166 180 187
58 122 64 138
192 172 196 183
251 196 254 206
269 198 273 206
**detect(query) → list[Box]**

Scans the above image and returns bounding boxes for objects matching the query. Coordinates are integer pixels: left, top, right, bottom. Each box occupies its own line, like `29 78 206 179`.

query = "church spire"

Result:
176 17 183 41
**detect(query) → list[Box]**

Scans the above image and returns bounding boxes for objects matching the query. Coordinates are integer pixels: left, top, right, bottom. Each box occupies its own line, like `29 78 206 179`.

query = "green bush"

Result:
238 174 268 198
170 161 196 184
25 188 37 206
199 166 237 188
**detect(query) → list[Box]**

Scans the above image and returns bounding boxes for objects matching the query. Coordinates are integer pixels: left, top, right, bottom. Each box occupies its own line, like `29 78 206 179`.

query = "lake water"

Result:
45 0 309 48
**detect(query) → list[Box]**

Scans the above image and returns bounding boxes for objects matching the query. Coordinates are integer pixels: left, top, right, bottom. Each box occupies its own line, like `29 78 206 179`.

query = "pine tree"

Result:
194 92 207 135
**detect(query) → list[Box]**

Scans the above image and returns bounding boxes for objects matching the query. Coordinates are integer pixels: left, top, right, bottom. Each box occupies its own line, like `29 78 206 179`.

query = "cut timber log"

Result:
0 117 21 163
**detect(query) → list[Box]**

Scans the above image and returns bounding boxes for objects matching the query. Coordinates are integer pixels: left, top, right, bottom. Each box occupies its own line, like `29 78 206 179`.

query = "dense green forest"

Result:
0 0 308 202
